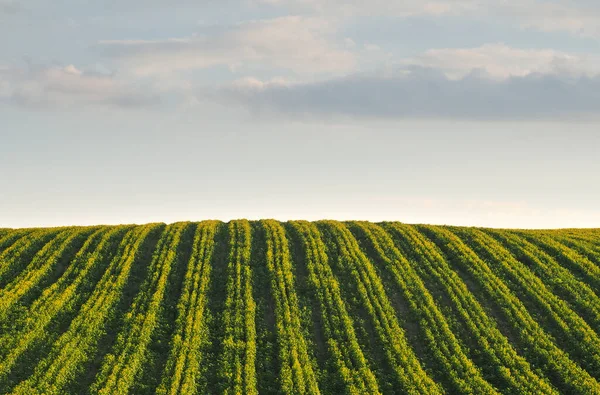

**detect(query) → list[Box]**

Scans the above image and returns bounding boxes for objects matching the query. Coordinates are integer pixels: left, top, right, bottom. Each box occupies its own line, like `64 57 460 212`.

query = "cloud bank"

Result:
4 42 599 120
406 44 600 80
218 68 600 120
3 0 599 121
212 44 600 120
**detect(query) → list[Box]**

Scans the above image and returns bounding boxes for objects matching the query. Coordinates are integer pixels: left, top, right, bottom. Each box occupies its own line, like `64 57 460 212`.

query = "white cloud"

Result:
0 64 158 108
98 16 355 76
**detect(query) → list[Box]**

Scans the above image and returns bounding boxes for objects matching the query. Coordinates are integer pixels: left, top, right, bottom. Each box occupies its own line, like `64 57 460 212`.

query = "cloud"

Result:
255 0 600 38
406 43 600 80
98 16 355 76
253 0 478 17
6 40 597 119
215 67 600 120
5 0 600 40
210 43 600 120
0 64 159 109
0 0 20 13
498 1 600 38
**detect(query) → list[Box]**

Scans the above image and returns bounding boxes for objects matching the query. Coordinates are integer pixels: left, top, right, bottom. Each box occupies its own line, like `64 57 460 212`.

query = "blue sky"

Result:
1 0 599 228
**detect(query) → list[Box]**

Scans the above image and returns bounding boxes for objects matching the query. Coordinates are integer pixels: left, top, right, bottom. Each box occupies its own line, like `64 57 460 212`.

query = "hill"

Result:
0 221 599 394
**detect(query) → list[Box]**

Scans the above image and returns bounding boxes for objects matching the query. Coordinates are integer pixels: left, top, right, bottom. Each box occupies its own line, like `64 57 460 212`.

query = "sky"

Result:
1 0 599 229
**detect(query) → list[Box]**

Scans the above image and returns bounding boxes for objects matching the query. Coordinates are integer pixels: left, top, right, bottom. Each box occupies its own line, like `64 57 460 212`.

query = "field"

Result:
0 221 599 394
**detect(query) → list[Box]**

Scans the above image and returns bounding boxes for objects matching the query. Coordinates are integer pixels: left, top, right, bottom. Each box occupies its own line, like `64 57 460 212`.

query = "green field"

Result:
0 221 599 394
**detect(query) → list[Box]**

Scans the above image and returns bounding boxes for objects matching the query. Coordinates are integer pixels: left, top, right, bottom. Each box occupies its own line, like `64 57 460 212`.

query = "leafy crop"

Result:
0 221 599 394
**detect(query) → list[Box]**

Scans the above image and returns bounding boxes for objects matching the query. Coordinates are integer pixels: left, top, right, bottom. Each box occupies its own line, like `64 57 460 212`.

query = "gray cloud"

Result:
217 68 600 120
0 0 21 13
404 44 600 80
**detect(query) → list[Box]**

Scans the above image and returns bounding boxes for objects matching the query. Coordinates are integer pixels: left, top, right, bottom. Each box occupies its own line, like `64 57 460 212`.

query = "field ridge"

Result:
0 221 598 394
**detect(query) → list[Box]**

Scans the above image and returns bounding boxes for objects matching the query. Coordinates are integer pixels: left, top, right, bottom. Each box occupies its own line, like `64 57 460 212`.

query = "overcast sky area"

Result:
1 0 599 228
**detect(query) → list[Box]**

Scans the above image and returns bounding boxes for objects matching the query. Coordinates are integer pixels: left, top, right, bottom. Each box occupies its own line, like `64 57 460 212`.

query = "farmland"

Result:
0 221 599 394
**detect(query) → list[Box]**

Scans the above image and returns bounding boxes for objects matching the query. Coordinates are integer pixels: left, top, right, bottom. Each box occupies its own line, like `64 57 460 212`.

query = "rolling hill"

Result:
0 220 599 394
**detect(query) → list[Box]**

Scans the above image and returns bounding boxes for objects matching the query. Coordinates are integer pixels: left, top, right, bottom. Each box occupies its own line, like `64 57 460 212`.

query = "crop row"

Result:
263 219 320 394
219 220 257 395
157 221 220 395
